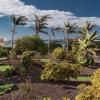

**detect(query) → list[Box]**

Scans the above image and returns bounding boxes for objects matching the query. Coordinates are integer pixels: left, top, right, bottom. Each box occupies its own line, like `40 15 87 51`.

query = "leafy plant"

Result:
91 68 100 85
41 61 82 81
15 35 48 55
76 69 100 100
0 47 8 57
60 62 82 80
77 22 100 66
17 51 34 77
21 51 34 66
53 47 65 59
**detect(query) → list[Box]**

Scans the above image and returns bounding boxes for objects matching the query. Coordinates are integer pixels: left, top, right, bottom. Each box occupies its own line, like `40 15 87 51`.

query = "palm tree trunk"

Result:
12 25 16 49
36 25 39 37
36 30 39 37
48 35 51 59
66 33 69 54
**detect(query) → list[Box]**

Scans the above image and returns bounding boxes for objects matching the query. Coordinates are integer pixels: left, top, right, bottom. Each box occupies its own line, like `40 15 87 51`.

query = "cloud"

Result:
0 0 100 27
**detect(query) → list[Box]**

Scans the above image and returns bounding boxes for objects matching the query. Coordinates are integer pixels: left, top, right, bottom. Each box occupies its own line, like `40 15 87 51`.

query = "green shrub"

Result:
15 35 48 55
0 47 8 57
41 61 82 81
53 47 65 59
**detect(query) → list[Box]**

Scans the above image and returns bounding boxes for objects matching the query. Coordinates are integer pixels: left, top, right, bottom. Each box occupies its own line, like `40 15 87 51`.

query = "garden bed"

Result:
0 80 91 100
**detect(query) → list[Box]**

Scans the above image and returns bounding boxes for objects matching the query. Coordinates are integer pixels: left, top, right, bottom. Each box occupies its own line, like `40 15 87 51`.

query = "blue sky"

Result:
0 0 100 40
22 0 100 17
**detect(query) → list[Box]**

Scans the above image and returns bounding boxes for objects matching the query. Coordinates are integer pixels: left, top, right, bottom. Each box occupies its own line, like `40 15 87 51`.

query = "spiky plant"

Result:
77 22 100 66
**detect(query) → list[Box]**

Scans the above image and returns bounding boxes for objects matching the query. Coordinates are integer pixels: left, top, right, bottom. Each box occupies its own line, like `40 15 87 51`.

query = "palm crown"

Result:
31 14 51 36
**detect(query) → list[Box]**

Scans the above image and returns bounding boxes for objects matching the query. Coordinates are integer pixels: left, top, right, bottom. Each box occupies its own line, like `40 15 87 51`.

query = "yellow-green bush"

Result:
41 61 61 81
41 61 82 81
21 51 34 66
17 51 34 77
60 62 82 80
91 68 100 85
76 84 100 100
76 69 100 100
53 47 65 59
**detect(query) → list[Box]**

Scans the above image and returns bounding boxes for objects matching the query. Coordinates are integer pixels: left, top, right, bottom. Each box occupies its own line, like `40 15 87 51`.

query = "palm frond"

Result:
16 16 27 25
84 21 96 31
40 30 48 34
64 22 77 34
40 15 51 22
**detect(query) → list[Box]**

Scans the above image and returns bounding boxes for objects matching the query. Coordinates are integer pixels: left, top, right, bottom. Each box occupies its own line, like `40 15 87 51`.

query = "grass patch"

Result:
0 84 14 95
0 57 8 61
39 59 50 63
33 59 51 65
71 76 90 81
0 65 12 72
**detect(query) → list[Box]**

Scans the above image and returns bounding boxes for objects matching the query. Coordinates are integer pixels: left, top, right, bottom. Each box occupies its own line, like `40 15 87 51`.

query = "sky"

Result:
0 0 100 40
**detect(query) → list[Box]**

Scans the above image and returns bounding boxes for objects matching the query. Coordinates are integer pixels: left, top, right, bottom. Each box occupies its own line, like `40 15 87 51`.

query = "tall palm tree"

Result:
11 15 27 48
31 14 51 36
64 22 78 53
48 27 62 58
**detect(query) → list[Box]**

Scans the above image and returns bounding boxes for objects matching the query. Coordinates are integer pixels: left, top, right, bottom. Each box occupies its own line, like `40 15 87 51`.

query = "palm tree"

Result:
31 14 51 36
64 22 78 53
47 27 63 57
11 15 27 48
